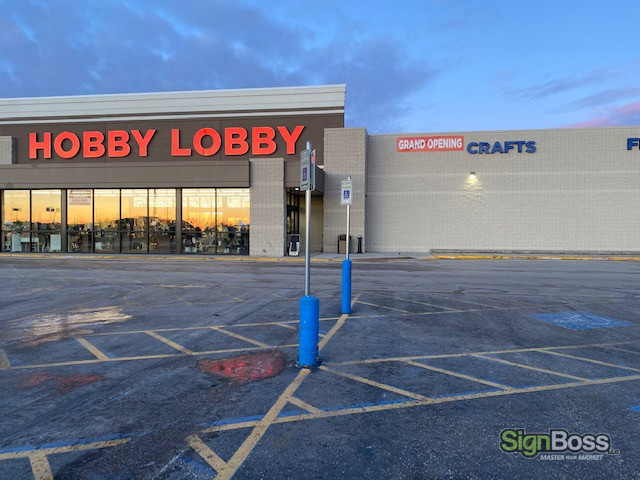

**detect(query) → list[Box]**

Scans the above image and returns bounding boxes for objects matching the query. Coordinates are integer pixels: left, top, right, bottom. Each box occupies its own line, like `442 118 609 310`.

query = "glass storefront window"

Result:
68 189 93 253
149 189 176 253
182 188 216 254
30 190 62 252
120 189 148 252
2 190 30 252
94 189 120 252
217 189 250 255
1 187 250 256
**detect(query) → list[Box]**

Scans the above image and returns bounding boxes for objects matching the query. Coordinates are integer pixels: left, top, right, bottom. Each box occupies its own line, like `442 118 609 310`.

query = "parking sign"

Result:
341 179 353 206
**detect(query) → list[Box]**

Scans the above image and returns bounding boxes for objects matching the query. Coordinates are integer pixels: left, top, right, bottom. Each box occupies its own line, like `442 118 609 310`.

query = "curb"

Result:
426 255 640 261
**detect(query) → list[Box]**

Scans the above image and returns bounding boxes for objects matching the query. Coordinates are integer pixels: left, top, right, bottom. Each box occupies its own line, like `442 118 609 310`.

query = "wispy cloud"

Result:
565 101 640 128
505 68 620 100
0 0 436 133
552 86 640 113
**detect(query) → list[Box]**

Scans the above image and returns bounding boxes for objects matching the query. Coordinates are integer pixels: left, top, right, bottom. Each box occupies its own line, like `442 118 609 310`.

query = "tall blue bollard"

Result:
299 295 320 367
341 258 352 314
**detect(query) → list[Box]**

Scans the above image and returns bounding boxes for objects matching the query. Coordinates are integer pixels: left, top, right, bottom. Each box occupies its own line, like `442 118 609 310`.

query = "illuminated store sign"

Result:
28 125 305 160
397 135 464 152
467 141 536 154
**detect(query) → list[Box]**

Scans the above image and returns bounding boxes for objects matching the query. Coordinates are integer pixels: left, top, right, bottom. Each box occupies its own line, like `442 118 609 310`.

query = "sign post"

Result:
341 176 353 314
298 141 320 368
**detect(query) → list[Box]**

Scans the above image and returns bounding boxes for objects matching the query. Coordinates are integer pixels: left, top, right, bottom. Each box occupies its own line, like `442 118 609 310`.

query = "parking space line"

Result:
275 322 297 331
355 300 410 313
0 349 9 370
187 435 227 475
28 451 53 480
144 331 195 355
365 292 459 311
74 336 110 361
472 355 589 381
601 345 640 355
404 360 514 391
0 438 130 461
216 369 311 480
320 365 432 401
538 349 640 373
211 327 271 348
288 396 323 415
201 374 640 435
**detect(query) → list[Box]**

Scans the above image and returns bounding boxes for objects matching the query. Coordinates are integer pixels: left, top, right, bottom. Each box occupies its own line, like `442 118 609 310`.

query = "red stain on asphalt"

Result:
199 351 286 382
21 372 103 392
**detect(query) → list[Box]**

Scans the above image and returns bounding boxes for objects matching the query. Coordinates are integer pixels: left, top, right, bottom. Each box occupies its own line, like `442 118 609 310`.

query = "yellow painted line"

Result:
0 438 130 460
320 365 432 401
203 420 261 433
288 396 323 415
216 369 311 480
187 435 227 474
473 355 589 381
332 339 640 366
202 374 640 434
212 327 271 348
538 350 640 373
28 451 53 480
367 292 459 311
355 300 410 313
404 360 514 391
275 322 297 331
0 349 10 370
144 331 194 355
318 314 348 350
75 336 109 361
601 345 640 355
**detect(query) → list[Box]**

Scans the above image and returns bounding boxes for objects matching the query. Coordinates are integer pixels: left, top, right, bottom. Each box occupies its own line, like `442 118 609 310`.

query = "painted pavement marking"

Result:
288 396 323 415
319 365 432 402
211 327 271 348
74 336 110 361
538 349 640 373
186 435 228 474
0 349 10 370
471 354 589 381
144 330 195 355
355 300 410 313
404 360 514 391
28 451 53 480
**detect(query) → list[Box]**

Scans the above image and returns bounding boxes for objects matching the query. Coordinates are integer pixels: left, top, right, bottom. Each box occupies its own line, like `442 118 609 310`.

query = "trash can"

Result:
289 234 300 256
338 234 352 254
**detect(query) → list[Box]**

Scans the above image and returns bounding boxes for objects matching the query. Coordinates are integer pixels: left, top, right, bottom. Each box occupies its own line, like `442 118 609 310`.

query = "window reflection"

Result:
2 190 30 252
149 189 176 253
94 189 120 252
68 189 93 253
2 188 250 255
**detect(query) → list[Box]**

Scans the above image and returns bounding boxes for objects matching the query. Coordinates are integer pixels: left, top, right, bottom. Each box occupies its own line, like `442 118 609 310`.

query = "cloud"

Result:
505 68 619 100
0 0 436 132
564 101 640 128
552 86 640 113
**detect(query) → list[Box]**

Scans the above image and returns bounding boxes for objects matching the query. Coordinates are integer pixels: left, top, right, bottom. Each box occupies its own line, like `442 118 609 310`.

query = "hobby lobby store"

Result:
1 85 639 256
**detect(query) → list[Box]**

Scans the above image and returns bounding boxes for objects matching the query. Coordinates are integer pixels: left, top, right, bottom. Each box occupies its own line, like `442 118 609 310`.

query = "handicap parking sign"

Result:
340 179 353 206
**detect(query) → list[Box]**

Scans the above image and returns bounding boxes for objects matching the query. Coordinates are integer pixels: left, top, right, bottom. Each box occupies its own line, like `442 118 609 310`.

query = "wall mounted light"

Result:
467 171 478 186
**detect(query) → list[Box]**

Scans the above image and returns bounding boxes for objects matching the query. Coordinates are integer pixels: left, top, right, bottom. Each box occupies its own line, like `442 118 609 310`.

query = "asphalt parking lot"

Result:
1 255 640 479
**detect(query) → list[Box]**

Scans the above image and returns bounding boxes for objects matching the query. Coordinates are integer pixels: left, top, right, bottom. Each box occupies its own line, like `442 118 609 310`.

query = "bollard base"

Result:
341 259 352 314
298 295 320 367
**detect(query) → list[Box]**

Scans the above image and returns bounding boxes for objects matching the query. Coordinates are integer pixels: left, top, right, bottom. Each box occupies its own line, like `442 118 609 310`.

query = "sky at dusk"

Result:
1 0 639 134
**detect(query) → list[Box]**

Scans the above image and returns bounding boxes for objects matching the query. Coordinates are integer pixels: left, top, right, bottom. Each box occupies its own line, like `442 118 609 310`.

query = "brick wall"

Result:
249 158 286 257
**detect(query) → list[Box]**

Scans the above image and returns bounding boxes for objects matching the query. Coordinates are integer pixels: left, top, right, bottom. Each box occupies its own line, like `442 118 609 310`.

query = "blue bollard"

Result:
341 258 352 314
299 295 320 367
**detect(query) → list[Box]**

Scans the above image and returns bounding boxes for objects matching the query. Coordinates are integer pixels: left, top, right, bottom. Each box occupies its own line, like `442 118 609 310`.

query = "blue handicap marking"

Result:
630 405 640 413
531 312 635 331
343 190 350 199
302 167 308 181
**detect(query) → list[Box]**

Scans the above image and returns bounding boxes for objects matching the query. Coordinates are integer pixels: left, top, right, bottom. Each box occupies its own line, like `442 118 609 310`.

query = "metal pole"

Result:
346 204 351 260
304 141 311 296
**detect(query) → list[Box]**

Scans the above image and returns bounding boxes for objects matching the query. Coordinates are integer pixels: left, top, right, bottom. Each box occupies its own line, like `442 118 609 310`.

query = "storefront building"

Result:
1 84 639 256
0 86 344 256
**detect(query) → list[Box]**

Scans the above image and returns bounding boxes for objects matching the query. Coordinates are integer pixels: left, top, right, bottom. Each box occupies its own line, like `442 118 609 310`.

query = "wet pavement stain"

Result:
199 350 286 382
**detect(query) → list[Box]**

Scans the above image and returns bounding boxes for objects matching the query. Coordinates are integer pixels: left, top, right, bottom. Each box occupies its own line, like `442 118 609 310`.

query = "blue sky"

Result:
1 0 639 133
